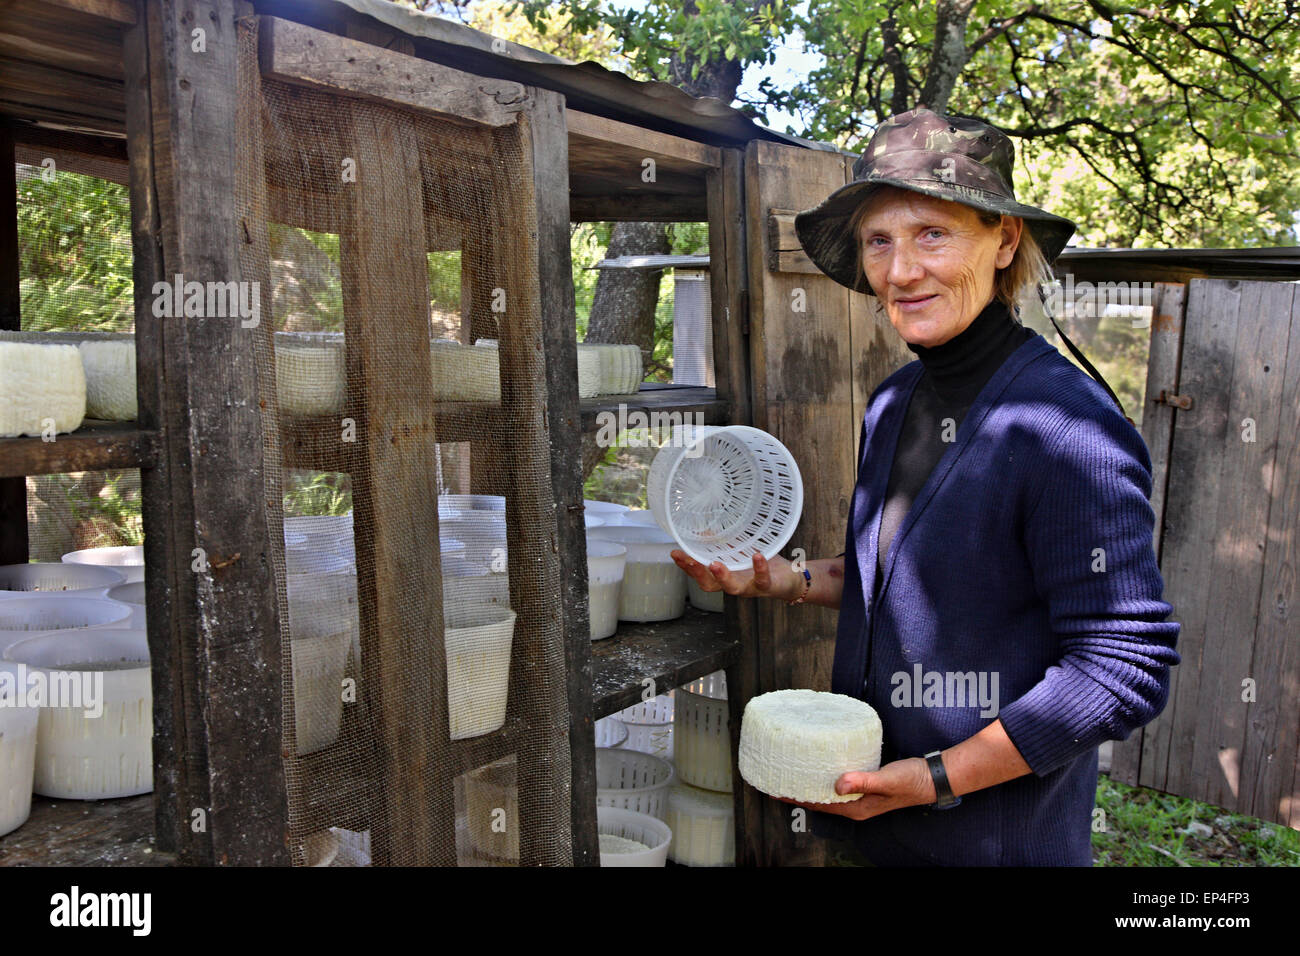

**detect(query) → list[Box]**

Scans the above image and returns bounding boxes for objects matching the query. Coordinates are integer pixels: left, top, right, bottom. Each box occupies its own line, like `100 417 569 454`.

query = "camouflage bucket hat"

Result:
794 108 1078 295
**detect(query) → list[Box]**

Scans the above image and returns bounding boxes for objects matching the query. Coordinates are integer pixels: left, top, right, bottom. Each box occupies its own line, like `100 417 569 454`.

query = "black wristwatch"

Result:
924 750 962 810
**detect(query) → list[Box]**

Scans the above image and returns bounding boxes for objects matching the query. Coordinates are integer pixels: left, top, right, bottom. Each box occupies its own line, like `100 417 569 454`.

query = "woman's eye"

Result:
925 229 944 240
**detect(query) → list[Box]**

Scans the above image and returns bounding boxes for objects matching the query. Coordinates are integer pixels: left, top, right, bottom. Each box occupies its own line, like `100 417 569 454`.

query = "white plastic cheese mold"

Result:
738 689 882 803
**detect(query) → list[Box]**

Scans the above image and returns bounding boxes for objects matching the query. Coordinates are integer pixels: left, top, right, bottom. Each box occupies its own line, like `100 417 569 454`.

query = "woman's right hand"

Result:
669 550 802 602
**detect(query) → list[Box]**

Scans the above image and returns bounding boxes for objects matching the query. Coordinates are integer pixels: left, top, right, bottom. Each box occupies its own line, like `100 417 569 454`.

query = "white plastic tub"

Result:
604 509 662 529
617 693 675 761
61 545 145 584
464 754 518 862
286 570 357 754
594 716 628 749
597 806 671 867
0 562 126 597
5 629 152 800
445 605 516 740
665 783 735 866
0 661 39 837
440 512 507 567
106 581 146 629
0 597 133 658
596 747 675 821
674 670 731 792
586 526 686 622
583 499 629 517
586 540 626 641
687 576 725 612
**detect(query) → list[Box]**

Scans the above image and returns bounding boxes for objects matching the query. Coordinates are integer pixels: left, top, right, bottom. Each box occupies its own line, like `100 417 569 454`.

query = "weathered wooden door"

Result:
1112 278 1299 829
734 139 911 865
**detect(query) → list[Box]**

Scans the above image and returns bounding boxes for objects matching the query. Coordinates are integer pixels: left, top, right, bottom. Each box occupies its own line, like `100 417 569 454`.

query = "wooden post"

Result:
0 122 28 566
337 96 455 866
525 89 595 866
135 0 287 864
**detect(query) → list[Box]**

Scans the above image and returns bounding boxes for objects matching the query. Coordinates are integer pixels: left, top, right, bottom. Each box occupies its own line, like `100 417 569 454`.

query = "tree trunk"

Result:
581 0 748 485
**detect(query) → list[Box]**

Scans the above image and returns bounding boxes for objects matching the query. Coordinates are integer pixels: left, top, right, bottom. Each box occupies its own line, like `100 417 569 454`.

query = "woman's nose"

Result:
886 244 925 287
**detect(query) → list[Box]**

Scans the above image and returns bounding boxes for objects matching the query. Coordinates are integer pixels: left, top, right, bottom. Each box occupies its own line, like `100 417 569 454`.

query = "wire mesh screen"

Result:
237 21 571 866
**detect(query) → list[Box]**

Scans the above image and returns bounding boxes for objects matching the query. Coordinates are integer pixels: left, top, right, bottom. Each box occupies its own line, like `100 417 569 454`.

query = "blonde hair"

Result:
849 195 1055 316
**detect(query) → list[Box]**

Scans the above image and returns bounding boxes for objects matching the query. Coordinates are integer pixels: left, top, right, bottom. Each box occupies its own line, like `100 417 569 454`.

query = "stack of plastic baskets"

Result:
668 670 736 866
617 693 675 762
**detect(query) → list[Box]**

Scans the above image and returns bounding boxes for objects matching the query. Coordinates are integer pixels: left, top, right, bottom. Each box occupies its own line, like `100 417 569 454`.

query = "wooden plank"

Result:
1243 283 1300 826
0 2 128 80
42 0 137 24
488 93 573 867
337 94 454 866
0 422 158 477
142 0 288 865
568 191 707 223
765 208 820 273
578 386 728 432
122 0 180 858
744 138 855 866
566 109 720 170
589 607 739 718
1152 280 1252 803
524 87 595 868
1189 280 1289 812
706 147 751 430
0 122 26 566
258 15 532 128
0 57 126 127
1111 282 1186 787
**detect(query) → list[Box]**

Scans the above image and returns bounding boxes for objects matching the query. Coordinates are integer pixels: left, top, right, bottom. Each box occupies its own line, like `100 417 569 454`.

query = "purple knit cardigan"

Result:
823 332 1181 866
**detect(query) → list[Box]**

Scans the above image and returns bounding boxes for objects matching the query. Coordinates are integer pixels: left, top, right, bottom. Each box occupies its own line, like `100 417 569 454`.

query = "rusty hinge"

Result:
1154 389 1193 410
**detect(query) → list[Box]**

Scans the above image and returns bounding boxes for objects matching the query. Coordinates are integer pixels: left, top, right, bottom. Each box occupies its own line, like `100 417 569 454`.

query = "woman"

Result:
669 108 1180 866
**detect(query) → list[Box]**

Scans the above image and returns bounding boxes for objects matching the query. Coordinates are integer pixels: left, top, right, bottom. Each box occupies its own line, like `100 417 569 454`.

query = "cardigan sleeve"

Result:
997 411 1181 777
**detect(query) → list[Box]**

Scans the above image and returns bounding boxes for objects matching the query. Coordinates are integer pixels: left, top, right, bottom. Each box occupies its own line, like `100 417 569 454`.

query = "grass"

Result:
822 774 1299 866
1092 775 1299 866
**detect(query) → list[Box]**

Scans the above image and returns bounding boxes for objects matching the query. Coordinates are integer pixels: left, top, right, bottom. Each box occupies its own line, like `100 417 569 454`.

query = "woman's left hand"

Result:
777 757 937 821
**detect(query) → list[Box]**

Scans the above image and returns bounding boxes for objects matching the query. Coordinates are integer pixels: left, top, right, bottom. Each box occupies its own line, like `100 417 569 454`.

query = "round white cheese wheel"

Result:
738 689 882 803
78 340 137 420
0 342 85 437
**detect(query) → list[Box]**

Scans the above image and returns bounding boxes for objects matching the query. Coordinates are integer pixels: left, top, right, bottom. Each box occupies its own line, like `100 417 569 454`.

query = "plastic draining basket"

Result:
617 693 675 761
595 747 675 821
647 425 803 571
674 670 732 793
597 806 671 867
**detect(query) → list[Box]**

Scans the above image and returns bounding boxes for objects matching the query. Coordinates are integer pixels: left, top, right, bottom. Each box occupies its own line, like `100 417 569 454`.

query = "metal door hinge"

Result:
1154 389 1192 410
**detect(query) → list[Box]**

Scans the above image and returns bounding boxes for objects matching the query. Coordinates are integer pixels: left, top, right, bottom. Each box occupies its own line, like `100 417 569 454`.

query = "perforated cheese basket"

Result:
674 670 732 792
597 806 671 867
595 747 675 821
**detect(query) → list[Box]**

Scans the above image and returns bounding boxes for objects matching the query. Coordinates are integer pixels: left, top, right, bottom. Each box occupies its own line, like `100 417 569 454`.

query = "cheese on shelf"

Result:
78 339 137 420
738 689 882 803
0 341 85 437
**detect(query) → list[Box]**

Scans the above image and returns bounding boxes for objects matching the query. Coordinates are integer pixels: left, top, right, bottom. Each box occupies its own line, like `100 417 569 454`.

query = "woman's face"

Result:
857 187 1022 348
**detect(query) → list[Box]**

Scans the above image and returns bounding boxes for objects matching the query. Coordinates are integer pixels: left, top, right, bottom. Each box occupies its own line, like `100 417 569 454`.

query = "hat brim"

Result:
793 177 1078 296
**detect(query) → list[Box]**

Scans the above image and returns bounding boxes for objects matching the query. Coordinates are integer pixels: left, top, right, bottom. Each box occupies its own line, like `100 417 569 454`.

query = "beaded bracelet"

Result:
787 567 812 605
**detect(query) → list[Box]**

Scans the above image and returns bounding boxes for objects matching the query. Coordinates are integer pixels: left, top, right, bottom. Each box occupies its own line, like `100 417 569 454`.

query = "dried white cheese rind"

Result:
79 339 138 420
599 833 651 855
738 689 882 803
0 342 85 437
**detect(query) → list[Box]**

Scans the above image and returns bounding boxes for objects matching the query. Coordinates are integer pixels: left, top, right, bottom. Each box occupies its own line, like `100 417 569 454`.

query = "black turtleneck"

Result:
874 296 1037 585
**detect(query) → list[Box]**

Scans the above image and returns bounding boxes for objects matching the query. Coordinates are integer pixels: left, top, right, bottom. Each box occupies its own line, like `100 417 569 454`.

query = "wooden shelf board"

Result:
591 605 738 719
0 420 157 477
580 385 727 432
0 794 165 866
